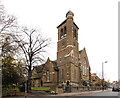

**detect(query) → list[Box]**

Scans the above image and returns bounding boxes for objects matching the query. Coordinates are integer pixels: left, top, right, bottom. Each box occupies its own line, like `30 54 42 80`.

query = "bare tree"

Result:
15 27 50 92
0 4 18 59
0 15 17 34
0 4 17 34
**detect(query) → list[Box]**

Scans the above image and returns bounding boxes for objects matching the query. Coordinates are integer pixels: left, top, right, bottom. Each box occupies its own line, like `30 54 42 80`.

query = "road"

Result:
74 89 119 96
88 91 119 96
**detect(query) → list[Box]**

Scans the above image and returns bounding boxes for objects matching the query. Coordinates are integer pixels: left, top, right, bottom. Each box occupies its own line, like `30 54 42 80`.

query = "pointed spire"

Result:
83 47 86 50
47 57 50 62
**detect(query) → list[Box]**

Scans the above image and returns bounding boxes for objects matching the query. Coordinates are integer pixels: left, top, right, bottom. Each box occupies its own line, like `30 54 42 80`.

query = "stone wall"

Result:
65 86 107 93
50 86 107 94
50 86 64 94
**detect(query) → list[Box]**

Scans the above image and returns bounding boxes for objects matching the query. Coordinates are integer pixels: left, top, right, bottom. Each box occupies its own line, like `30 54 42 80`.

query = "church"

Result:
32 11 91 89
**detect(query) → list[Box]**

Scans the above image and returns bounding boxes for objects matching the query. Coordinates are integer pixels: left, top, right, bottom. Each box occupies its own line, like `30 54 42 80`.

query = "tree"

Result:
0 4 17 34
0 4 24 93
0 4 18 70
1 35 19 57
0 3 18 57
15 27 50 92
1 35 24 87
0 15 16 34
2 55 20 87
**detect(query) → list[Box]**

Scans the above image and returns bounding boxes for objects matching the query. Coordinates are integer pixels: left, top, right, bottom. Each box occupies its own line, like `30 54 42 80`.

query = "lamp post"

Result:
22 67 28 98
25 72 27 98
102 61 107 91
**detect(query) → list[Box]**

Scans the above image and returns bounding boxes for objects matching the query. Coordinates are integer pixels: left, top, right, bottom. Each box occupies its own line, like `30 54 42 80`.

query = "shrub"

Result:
2 87 20 97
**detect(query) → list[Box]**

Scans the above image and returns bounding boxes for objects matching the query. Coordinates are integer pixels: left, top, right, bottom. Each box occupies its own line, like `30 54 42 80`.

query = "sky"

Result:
1 0 119 82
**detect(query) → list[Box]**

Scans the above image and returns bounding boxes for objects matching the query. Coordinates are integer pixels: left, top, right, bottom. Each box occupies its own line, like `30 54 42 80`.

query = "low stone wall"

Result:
56 87 64 94
50 86 64 94
51 86 107 94
66 86 107 92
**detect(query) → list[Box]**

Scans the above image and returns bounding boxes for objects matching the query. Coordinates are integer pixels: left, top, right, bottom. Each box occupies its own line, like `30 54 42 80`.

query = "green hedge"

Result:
2 87 20 97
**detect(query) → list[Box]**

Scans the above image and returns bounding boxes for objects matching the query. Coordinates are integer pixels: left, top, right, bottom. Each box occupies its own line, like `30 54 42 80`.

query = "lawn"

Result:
31 87 50 91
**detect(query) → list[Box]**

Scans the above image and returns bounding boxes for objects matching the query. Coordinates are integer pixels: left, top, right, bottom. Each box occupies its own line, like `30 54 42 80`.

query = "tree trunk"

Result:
27 66 32 93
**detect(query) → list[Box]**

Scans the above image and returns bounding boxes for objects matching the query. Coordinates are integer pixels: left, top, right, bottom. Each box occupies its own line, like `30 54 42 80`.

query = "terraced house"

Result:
32 11 91 89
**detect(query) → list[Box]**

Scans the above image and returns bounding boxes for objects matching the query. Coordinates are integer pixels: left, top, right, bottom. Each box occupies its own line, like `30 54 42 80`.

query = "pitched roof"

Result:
33 64 45 73
73 22 79 29
79 48 87 55
51 60 59 71
32 59 58 76
57 19 79 29
57 20 66 28
79 50 83 54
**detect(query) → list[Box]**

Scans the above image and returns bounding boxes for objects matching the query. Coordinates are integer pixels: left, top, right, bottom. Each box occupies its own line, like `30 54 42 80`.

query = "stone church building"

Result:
32 11 91 88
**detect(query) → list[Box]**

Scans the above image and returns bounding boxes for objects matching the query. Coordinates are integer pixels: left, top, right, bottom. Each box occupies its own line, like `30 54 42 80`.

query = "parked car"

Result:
112 86 120 92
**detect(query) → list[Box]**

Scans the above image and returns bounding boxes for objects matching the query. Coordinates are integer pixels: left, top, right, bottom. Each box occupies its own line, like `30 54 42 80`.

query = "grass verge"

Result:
31 87 50 91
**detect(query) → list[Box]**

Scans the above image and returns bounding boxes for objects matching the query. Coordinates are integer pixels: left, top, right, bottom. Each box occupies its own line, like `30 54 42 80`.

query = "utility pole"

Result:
102 61 107 91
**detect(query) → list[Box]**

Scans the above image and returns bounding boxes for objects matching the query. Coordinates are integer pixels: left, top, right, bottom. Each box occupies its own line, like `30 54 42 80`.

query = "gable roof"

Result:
79 50 83 54
32 58 58 79
51 60 59 71
79 47 87 55
33 64 45 73
79 47 90 67
33 61 58 73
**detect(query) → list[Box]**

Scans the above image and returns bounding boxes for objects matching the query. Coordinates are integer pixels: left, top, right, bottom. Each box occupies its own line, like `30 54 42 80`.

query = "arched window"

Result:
84 66 86 75
73 29 77 39
60 29 63 38
62 69 64 80
62 41 64 46
60 57 61 62
83 65 84 75
73 42 76 46
74 69 76 79
84 57 86 64
64 26 67 35
46 71 50 81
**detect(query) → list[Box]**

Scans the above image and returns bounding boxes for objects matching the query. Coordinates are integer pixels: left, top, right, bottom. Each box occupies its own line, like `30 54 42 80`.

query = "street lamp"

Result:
22 67 28 98
102 61 107 91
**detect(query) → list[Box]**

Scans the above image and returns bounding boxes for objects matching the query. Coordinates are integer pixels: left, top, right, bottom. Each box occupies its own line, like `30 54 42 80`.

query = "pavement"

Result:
2 91 50 98
50 89 111 96
3 89 112 98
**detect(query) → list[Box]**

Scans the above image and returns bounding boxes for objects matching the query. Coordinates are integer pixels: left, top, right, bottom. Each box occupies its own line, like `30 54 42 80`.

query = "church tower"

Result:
57 11 81 87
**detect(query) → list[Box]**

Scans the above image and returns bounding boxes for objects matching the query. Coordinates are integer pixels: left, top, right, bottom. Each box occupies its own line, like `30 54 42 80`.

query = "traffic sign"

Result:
107 83 110 86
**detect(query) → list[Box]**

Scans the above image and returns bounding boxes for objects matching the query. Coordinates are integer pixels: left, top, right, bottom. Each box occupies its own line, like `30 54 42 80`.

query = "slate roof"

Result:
51 60 59 71
32 60 58 79
33 64 45 73
57 19 79 29
79 50 83 54
32 64 45 79
57 20 66 28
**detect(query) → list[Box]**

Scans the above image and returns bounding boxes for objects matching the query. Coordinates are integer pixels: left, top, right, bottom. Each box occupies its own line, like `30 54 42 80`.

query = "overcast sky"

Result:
2 0 119 82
